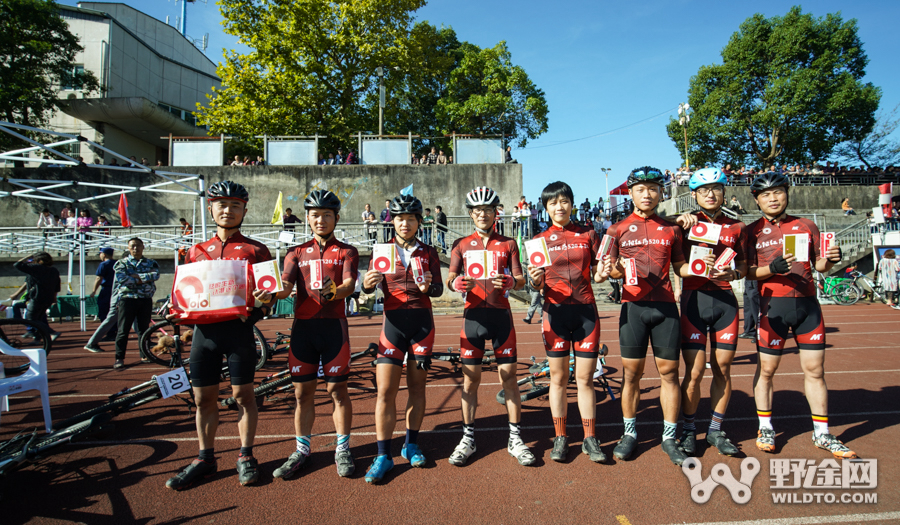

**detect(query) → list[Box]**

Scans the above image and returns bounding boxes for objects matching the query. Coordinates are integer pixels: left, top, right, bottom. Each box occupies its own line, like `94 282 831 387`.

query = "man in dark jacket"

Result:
14 252 61 341
435 206 448 252
380 200 393 242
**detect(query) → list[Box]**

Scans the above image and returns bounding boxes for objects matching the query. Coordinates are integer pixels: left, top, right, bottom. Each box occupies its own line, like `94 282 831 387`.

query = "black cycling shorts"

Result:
459 309 517 365
289 318 351 383
758 296 826 355
542 303 601 358
190 320 257 388
377 309 435 366
680 289 740 351
619 301 680 361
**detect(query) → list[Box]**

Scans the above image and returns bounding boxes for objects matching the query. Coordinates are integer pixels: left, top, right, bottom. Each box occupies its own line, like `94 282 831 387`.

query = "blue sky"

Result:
65 1 900 202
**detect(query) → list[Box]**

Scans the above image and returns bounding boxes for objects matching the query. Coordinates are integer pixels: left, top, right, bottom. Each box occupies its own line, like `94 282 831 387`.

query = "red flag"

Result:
878 182 892 195
118 193 131 228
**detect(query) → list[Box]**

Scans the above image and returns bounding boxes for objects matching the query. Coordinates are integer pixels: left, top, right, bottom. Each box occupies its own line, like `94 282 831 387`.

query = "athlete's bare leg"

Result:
232 382 258 448
621 357 646 418
548 355 570 420
680 349 707 416
294 380 318 436
326 381 352 435
655 356 681 423
799 349 827 415
405 363 429 431
709 347 735 415
374 363 403 440
753 352 782 411
460 364 481 425
574 356 598 420
194 385 220 450
498 362 521 424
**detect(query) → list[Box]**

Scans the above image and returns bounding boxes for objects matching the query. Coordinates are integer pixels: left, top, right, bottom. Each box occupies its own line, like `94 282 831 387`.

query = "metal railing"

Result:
0 215 535 257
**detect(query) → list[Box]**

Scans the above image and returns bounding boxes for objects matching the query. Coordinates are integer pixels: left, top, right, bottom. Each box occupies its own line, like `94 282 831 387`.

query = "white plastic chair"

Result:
0 340 52 433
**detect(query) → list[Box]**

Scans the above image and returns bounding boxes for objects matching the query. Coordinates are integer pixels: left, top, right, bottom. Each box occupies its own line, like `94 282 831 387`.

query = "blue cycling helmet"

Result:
689 168 727 191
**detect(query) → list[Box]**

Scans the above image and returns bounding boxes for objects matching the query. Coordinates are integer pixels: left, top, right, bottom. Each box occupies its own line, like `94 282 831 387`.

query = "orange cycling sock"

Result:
582 418 595 438
553 416 567 437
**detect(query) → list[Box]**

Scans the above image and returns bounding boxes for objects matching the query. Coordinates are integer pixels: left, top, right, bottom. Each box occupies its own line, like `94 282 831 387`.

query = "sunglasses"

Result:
631 170 662 179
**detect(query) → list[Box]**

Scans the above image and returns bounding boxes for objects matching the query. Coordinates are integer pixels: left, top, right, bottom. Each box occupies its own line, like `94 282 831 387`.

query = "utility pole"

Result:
678 102 691 170
376 67 385 137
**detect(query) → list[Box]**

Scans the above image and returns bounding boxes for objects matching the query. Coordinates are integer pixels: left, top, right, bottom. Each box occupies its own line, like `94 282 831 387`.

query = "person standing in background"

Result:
37 209 54 228
14 252 61 342
90 248 116 323
435 206 448 253
112 238 159 369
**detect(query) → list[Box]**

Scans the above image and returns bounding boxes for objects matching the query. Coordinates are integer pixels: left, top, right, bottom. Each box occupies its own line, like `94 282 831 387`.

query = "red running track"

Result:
1 303 898 524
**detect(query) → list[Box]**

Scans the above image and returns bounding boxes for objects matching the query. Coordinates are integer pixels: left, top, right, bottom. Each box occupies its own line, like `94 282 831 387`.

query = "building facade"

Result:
50 2 218 164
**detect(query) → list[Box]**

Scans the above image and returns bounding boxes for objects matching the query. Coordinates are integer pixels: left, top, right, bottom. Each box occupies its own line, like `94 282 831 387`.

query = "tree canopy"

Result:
666 6 881 168
0 0 99 148
197 0 547 152
832 103 900 169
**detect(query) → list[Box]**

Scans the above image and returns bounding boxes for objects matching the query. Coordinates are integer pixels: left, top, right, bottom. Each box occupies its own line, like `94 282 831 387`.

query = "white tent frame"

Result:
0 121 208 331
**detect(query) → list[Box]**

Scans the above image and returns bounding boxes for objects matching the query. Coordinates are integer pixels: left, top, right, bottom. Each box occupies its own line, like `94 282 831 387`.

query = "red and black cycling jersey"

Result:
186 231 273 323
449 231 523 309
534 222 600 306
747 215 820 298
282 236 359 319
370 239 441 310
607 212 685 303
681 211 747 292
187 231 272 265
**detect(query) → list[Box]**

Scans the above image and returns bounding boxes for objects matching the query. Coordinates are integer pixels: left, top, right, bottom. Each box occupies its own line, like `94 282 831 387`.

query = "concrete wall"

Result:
0 164 524 227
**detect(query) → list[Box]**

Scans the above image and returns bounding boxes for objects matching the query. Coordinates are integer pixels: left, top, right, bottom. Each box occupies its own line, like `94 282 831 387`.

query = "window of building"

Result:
158 102 199 127
61 65 85 90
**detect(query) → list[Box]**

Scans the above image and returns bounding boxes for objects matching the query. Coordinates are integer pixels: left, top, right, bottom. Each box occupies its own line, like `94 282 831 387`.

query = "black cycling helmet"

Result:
750 172 791 196
207 181 248 202
626 166 664 188
304 189 341 212
389 194 423 216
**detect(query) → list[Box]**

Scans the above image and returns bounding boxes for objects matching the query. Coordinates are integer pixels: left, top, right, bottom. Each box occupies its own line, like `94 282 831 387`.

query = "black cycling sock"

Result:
462 424 475 444
239 446 253 457
377 439 392 457
198 448 215 462
405 429 419 446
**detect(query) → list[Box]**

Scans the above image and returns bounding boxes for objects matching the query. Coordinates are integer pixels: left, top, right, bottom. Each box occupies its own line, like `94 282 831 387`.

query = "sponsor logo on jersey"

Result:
721 333 735 340
329 366 341 373
629 225 638 233
756 239 784 249
291 366 301 373
500 348 512 354
418 346 429 352
792 226 800 230
657 227 664 231
384 349 395 355
207 245 216 252
762 227 772 234
621 238 672 248
809 334 823 341
770 339 782 346
306 247 314 253
579 342 594 349
690 333 701 340
553 342 566 349
471 240 478 246
550 234 558 241
332 246 340 251
464 350 473 356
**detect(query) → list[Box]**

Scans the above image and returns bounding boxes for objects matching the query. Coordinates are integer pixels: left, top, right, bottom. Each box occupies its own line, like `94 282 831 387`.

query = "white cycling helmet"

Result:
465 186 501 208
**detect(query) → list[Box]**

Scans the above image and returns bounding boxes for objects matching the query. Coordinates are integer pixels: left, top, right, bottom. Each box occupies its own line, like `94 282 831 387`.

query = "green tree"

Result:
199 0 426 153
666 6 880 168
832 103 900 170
0 0 99 148
436 41 548 147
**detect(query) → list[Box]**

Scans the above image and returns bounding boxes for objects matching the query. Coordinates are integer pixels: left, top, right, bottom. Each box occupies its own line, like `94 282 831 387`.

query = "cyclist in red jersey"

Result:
527 181 611 463
668 168 747 457
271 190 361 480
746 173 855 459
360 194 443 483
606 167 713 466
446 186 534 467
165 181 275 490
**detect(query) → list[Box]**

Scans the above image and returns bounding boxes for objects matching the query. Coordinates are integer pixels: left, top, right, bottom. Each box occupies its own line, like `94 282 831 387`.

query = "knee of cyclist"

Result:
688 366 706 383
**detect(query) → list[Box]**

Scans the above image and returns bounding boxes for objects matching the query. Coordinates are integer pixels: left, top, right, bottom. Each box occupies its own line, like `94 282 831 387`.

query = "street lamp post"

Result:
376 67 385 138
600 168 611 214
678 102 691 170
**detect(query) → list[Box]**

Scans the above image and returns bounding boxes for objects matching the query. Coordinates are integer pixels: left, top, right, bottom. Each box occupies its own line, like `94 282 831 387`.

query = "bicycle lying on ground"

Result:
495 345 615 404
0 328 194 482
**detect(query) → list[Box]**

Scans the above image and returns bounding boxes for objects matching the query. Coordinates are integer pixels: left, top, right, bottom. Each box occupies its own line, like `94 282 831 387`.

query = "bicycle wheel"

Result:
221 374 292 409
138 319 179 367
253 325 268 371
833 283 861 305
0 318 53 375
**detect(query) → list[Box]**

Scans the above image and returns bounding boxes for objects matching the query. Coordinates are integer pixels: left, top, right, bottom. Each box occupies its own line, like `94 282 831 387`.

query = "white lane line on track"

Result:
670 512 900 525
47 410 900 444
30 367 900 398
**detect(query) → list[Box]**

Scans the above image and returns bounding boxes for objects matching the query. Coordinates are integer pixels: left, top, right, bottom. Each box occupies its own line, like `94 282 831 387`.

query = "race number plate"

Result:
156 368 191 399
